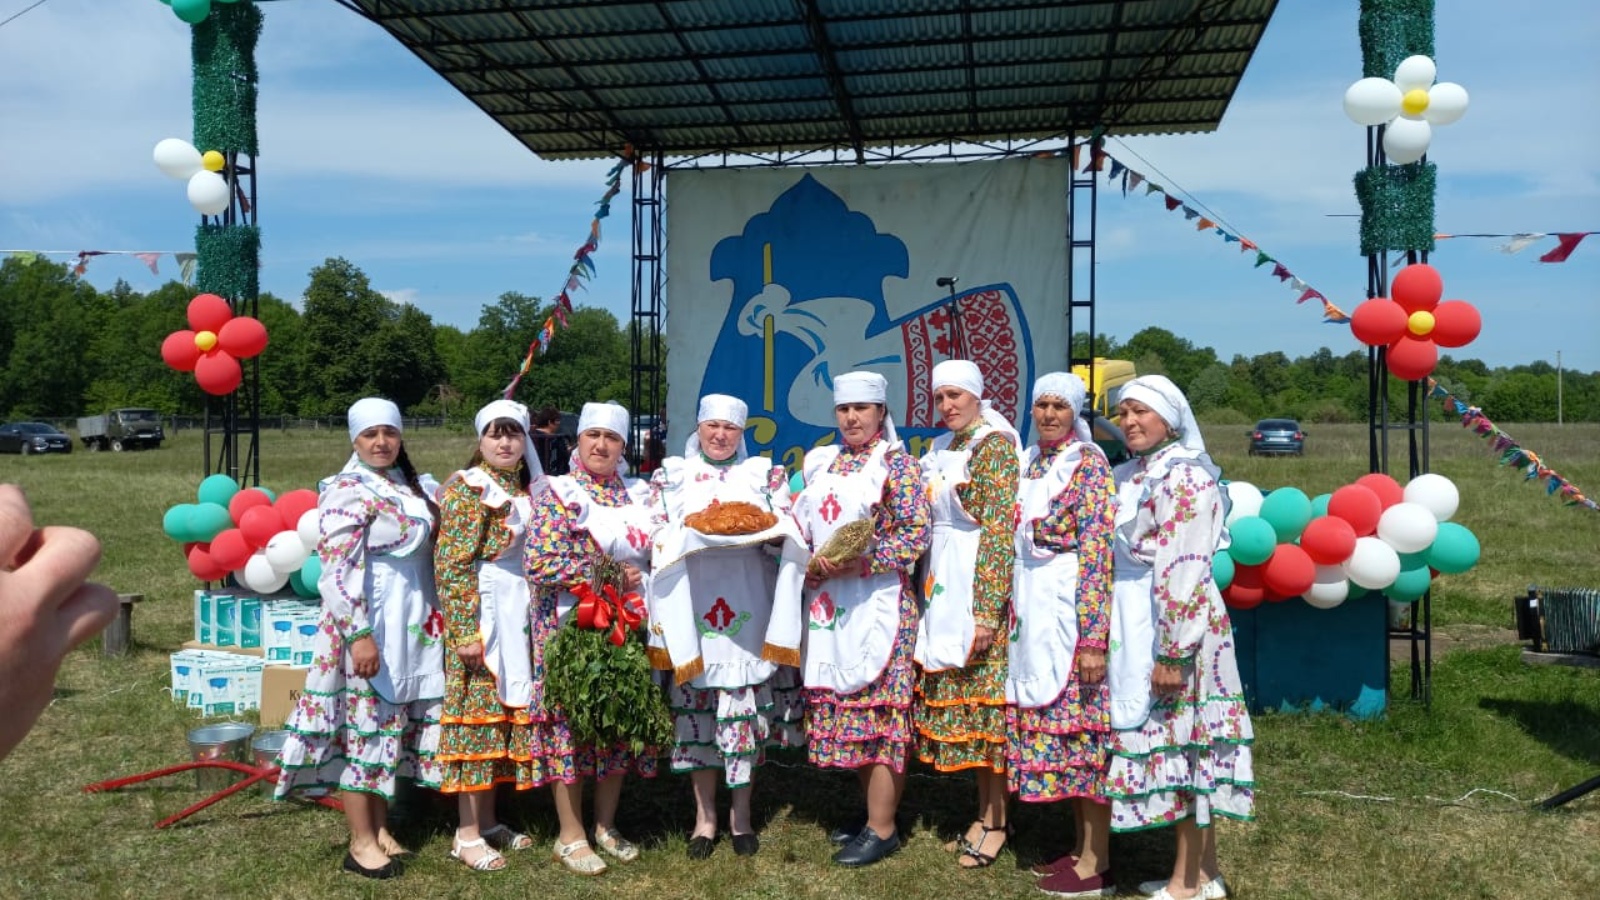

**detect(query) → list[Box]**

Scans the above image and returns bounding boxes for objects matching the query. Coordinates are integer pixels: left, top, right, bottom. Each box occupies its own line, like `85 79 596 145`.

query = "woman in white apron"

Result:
1106 376 1255 900
524 401 659 876
913 359 1022 869
1004 374 1117 898
433 400 549 871
794 371 929 867
273 398 445 881
647 394 806 860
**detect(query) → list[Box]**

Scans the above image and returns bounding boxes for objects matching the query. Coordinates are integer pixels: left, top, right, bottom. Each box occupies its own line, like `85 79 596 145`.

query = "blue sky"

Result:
1 0 1596 371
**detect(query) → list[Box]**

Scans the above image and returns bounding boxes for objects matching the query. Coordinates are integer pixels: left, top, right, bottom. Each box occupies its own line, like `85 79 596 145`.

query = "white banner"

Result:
664 157 1070 470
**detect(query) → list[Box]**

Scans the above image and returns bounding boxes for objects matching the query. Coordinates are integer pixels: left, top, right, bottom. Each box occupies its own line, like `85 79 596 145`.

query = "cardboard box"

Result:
168 649 264 715
259 665 309 728
180 640 264 658
263 599 318 662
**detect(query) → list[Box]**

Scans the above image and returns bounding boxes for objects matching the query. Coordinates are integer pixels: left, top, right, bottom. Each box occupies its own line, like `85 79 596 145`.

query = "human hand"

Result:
970 625 996 658
1077 649 1106 684
350 634 380 679
456 640 485 670
620 563 643 591
805 555 843 589
1151 662 1187 696
0 485 119 761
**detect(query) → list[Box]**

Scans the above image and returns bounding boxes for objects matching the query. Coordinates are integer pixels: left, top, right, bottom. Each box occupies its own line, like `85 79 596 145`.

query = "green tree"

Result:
368 303 445 410
0 258 98 417
296 258 396 415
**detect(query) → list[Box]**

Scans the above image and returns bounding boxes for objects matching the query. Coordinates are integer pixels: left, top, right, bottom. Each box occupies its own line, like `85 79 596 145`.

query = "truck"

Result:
1070 358 1137 463
77 408 166 452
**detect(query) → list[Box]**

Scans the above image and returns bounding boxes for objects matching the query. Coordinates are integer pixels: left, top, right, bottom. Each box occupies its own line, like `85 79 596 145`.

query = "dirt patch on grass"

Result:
1390 622 1518 664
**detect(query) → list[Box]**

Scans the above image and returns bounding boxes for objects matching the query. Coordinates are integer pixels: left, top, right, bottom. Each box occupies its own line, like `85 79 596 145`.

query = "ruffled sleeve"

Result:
315 474 378 641
434 476 488 649
1152 461 1225 664
866 449 931 575
955 431 1020 630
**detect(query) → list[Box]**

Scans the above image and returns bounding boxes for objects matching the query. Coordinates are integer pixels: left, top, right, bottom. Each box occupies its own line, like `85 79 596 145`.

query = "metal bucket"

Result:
250 730 290 797
187 722 255 791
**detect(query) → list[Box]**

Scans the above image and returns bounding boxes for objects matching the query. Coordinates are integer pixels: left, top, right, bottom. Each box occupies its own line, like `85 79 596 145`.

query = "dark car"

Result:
0 422 73 455
1248 418 1305 456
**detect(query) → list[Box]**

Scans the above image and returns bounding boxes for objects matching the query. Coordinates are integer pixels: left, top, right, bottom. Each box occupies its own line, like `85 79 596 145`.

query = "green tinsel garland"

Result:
1354 163 1436 256
192 2 261 155
1358 0 1434 78
195 224 261 302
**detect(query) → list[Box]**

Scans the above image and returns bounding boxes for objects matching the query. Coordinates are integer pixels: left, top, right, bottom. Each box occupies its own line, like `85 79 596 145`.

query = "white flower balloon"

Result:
1343 54 1469 164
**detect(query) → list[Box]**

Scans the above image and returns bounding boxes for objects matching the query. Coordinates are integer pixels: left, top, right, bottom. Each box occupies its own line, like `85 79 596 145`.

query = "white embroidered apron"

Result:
548 475 656 623
1108 464 1159 730
1005 442 1089 708
794 443 901 695
913 426 998 672
365 486 445 704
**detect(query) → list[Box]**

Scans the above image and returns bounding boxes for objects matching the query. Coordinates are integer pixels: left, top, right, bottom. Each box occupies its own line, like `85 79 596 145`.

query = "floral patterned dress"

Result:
1105 445 1256 831
434 463 540 792
916 427 1019 773
274 461 444 799
800 439 930 772
524 465 660 781
1006 443 1115 802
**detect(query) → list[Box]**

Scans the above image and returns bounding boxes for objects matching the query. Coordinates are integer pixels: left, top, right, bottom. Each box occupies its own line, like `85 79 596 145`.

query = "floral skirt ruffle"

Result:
805 591 916 772
437 650 538 792
915 655 1010 773
1006 678 1110 802
668 666 805 788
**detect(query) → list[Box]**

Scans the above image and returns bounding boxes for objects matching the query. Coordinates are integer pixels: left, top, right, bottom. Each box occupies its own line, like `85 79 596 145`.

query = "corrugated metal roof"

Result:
342 0 1279 160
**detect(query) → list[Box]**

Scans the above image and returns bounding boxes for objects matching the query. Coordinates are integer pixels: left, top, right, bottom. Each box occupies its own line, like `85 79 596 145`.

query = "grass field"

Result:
1 422 1596 900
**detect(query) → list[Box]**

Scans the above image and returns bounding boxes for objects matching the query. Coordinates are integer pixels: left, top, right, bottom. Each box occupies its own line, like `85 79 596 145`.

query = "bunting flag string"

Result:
1434 231 1597 261
1426 378 1598 513
2 249 199 283
501 146 643 400
1080 147 1352 325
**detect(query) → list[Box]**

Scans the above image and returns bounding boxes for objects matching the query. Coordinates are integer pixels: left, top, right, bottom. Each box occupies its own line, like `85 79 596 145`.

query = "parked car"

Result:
0 422 73 455
77 408 165 451
1248 418 1306 456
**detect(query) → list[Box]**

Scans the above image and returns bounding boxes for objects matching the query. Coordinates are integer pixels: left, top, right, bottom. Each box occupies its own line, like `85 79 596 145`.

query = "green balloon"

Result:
1396 550 1429 570
1213 550 1236 590
1310 493 1332 518
1385 565 1432 603
1426 522 1480 574
299 555 322 593
1228 516 1277 566
1259 487 1312 543
190 502 234 542
196 473 239 507
163 504 197 541
256 486 277 502
172 0 210 25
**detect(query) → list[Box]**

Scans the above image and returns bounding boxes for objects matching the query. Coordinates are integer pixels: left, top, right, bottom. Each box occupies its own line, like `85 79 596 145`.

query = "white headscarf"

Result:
685 393 750 461
1116 375 1205 455
1030 371 1095 445
473 398 545 481
578 401 630 445
347 397 402 443
931 358 1021 448
832 371 900 449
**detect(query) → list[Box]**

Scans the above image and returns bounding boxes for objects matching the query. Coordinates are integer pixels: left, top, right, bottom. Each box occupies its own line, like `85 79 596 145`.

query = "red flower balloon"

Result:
160 293 270 396
1347 263 1480 381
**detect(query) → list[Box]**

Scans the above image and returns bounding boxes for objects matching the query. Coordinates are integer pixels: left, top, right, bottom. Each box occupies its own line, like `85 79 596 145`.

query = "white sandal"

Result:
450 836 507 872
1139 877 1227 899
594 825 640 862
481 824 534 851
553 838 607 876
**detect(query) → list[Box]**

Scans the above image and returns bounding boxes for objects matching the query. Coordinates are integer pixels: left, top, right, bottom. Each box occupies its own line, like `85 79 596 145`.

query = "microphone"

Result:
936 276 957 288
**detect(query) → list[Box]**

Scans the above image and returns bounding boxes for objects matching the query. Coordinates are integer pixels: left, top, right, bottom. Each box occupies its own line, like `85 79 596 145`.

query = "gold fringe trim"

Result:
761 642 801 668
646 646 673 671
674 657 705 686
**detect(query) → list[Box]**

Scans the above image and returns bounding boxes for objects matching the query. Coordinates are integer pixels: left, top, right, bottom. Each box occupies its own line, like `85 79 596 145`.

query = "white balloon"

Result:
1393 55 1437 92
153 137 203 180
1343 536 1401 590
1305 564 1350 609
264 530 310 574
187 170 230 215
1423 82 1469 125
1377 501 1439 554
1342 77 1402 126
297 509 320 554
1403 473 1460 522
1224 481 1264 525
244 551 290 594
1382 117 1432 164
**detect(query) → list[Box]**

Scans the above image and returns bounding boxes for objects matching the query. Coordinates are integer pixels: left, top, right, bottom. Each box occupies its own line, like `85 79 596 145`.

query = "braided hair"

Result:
394 443 440 530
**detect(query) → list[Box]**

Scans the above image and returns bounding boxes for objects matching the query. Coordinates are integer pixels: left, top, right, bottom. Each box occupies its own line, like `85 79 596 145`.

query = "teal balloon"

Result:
1385 565 1432 603
172 0 210 24
1426 522 1480 574
256 486 276 502
288 568 318 598
190 502 233 541
1396 550 1429 570
299 555 322 594
1310 492 1332 518
1346 581 1374 602
1228 516 1277 566
788 470 806 496
196 473 239 507
1213 550 1236 590
1259 487 1312 543
163 504 197 541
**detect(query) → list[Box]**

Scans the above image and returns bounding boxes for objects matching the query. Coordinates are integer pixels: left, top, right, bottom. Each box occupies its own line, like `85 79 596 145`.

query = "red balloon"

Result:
1223 583 1265 610
187 543 229 582
1353 473 1404 510
1386 335 1438 381
217 315 269 358
228 487 273 524
1350 298 1408 347
161 330 202 372
239 504 286 549
273 489 319 528
1263 544 1316 598
1430 300 1481 348
209 528 252 571
194 352 242 395
1391 263 1442 313
1231 562 1265 589
1327 484 1382 536
187 293 233 333
1300 515 1357 565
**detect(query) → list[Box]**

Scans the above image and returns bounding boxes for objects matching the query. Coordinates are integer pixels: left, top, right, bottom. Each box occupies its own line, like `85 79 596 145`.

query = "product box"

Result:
168 649 264 715
237 596 263 649
180 639 263 658
213 594 238 647
263 599 318 663
290 611 321 667
259 665 309 728
192 590 214 645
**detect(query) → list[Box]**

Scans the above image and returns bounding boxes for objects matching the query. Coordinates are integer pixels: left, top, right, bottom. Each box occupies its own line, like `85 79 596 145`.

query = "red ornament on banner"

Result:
160 293 270 396
1347 264 1480 381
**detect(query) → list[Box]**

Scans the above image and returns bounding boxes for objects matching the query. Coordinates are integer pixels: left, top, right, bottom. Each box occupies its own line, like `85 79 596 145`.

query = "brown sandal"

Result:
957 824 1009 869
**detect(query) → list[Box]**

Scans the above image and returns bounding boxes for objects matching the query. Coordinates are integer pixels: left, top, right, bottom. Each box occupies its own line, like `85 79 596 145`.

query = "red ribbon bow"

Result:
573 582 645 646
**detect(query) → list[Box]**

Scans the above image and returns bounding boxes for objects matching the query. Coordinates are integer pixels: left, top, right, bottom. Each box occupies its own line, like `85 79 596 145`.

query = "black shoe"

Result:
832 828 901 867
828 816 867 846
342 852 402 880
731 832 759 857
686 835 716 861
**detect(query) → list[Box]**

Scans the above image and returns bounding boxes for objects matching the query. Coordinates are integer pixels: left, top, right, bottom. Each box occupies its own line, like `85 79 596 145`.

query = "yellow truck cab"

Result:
1069 358 1137 461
